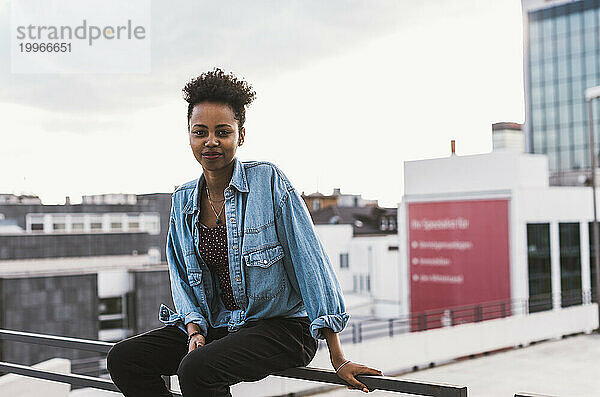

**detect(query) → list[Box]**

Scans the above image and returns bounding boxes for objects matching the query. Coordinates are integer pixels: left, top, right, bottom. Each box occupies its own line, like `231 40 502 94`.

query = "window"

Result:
532 128 544 152
53 223 66 231
142 214 161 235
339 253 349 269
91 222 103 230
570 56 583 78
569 33 582 55
72 222 84 231
100 319 124 330
558 103 570 125
573 147 587 170
573 124 586 147
559 223 582 307
584 52 597 76
557 81 569 102
527 223 552 312
380 218 387 230
111 222 122 231
582 8 596 30
31 223 44 231
548 150 558 171
568 11 581 32
589 223 599 304
543 63 555 85
555 14 568 36
148 247 161 263
128 221 140 231
311 200 321 211
99 296 122 315
98 294 134 332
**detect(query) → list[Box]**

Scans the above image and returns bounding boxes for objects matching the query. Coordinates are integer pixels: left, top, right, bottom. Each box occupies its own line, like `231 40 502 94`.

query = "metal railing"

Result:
0 328 468 397
330 289 596 347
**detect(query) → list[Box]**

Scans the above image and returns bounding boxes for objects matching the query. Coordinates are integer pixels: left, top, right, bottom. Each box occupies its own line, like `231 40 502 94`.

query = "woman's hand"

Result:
188 333 205 353
335 360 383 393
322 327 383 392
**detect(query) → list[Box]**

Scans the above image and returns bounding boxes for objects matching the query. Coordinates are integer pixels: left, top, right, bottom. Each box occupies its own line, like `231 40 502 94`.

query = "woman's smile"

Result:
202 151 223 160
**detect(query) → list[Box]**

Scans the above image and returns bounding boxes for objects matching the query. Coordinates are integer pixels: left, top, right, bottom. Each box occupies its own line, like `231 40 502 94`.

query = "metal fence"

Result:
0 328 468 397
332 289 596 346
1 289 593 396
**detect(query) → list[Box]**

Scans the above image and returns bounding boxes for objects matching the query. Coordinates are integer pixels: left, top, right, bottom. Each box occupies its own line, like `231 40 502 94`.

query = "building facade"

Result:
522 0 600 185
400 148 598 320
0 193 171 261
0 264 174 378
302 188 378 214
311 206 401 318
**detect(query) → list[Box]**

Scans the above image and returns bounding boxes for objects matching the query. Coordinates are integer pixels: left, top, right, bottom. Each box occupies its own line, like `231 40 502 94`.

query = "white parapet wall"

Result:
0 358 71 397
6 306 595 397
227 303 599 396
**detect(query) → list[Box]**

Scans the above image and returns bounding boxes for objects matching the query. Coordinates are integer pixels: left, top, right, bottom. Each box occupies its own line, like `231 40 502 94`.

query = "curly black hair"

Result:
183 68 256 130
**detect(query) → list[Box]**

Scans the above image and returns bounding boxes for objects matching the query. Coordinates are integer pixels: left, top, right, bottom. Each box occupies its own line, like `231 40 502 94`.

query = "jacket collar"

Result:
182 157 249 214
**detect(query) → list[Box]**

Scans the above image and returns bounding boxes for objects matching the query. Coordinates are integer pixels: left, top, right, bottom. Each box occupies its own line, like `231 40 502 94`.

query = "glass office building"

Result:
523 0 600 184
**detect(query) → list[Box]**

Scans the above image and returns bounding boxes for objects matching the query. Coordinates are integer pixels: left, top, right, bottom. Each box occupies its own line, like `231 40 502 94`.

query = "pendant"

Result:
215 219 221 224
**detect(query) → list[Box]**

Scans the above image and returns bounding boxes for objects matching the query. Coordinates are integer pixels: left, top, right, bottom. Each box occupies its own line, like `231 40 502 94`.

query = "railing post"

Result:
418 313 427 331
450 309 455 326
501 302 506 318
352 324 357 344
388 319 394 337
475 305 482 322
358 323 362 343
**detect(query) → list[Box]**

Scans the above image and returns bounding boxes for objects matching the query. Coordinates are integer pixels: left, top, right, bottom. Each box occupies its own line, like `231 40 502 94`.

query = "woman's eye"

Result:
192 130 207 136
218 130 230 136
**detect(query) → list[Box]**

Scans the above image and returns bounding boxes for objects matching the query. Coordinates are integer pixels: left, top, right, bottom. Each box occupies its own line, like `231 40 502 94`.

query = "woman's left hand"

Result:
335 360 383 393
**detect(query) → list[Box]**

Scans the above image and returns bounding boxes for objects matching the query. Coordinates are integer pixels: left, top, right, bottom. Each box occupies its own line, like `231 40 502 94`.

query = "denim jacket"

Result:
158 157 349 340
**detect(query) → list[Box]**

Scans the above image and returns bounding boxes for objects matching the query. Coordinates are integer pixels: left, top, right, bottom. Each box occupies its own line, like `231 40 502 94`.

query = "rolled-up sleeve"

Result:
274 183 350 340
165 213 208 337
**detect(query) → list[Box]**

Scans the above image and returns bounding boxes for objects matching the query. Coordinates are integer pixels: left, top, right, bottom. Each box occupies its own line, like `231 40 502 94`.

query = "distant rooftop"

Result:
0 194 42 205
492 122 522 131
311 205 397 235
0 254 166 278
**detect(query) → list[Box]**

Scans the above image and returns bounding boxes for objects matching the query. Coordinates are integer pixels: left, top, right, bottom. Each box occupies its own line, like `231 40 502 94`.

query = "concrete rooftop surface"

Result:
315 333 600 397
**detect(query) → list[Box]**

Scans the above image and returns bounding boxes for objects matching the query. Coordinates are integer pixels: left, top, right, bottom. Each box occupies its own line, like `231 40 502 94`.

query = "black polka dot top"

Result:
197 221 240 311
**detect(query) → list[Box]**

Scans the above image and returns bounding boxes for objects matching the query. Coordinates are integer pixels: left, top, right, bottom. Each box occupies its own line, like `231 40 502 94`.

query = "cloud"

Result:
0 0 407 130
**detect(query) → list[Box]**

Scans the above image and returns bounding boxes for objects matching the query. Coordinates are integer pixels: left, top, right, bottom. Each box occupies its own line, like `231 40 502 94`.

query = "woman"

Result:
106 68 382 397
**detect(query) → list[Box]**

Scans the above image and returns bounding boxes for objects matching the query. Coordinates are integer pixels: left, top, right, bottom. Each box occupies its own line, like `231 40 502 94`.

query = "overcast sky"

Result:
0 0 524 207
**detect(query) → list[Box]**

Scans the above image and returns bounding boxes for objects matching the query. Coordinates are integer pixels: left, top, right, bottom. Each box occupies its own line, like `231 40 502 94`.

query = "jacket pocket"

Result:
245 244 284 268
187 269 203 287
243 244 286 300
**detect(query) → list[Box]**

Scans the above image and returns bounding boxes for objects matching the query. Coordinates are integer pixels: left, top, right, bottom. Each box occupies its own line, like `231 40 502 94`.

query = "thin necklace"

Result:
206 186 225 224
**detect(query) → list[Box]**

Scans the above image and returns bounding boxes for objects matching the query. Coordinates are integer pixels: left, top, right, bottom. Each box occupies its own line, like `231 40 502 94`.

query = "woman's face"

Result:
188 101 245 172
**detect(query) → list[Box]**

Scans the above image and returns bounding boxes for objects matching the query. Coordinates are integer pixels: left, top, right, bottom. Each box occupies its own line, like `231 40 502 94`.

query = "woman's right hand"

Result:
188 333 205 353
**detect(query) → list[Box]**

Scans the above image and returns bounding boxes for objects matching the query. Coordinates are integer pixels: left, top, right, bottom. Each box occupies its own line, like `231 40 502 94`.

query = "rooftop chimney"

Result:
492 122 524 152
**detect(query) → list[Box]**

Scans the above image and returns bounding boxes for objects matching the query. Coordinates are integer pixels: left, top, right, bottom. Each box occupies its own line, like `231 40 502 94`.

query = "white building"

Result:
312 206 401 318
400 138 599 319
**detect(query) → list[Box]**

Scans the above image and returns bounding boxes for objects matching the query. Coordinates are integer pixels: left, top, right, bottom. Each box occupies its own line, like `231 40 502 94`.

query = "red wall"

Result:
408 199 511 323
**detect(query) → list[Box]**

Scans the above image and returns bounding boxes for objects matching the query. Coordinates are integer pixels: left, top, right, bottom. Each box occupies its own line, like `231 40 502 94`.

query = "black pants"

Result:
106 316 318 397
